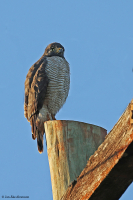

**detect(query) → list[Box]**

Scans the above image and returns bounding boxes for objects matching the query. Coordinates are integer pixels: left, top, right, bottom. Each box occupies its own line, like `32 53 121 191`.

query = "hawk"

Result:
24 42 70 153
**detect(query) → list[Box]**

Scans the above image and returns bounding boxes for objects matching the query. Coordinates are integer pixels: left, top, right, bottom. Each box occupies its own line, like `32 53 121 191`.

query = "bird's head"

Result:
44 42 65 58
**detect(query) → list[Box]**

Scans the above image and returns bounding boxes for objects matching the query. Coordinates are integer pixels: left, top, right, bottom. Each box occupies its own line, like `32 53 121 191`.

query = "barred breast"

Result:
44 56 70 115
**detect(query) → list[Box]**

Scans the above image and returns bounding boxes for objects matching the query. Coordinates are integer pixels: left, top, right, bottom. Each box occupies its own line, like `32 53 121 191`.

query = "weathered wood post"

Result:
45 120 107 200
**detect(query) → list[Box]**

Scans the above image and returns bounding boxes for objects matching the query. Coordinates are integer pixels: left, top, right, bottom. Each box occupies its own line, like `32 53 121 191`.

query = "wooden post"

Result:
45 120 107 200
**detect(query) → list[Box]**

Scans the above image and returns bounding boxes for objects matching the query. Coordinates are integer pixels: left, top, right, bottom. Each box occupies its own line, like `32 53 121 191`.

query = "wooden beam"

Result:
88 142 133 200
61 100 133 200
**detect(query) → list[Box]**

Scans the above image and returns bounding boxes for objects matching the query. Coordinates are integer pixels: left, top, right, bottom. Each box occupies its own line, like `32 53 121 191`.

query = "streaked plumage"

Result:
24 42 70 153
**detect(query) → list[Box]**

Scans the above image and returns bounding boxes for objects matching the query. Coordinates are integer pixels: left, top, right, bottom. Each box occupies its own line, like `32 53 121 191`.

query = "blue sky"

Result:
0 1 133 199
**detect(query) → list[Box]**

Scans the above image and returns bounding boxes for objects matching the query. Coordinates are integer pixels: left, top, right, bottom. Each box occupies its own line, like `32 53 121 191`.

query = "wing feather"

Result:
24 57 49 121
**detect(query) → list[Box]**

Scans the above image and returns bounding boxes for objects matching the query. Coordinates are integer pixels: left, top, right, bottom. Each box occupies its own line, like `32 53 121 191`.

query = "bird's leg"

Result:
46 112 56 120
46 113 53 121
51 114 56 120
46 114 51 121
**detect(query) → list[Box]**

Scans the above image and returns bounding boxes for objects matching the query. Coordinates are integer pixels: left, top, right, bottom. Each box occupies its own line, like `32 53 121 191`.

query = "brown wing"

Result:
24 57 49 121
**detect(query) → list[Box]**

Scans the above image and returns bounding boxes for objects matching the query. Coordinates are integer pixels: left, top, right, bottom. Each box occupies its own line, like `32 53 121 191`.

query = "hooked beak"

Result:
57 48 63 53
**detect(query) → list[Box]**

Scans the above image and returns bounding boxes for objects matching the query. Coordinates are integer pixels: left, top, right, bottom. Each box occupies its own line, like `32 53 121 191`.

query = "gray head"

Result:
44 42 65 58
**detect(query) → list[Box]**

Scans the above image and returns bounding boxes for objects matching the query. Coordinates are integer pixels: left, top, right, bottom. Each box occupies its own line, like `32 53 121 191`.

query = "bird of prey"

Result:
24 42 70 153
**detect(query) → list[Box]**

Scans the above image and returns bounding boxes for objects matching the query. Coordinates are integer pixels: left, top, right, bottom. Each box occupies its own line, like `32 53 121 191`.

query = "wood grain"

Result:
61 101 133 200
45 120 107 200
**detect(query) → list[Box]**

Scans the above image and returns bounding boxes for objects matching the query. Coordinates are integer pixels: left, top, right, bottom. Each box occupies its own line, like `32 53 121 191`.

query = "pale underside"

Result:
38 56 70 122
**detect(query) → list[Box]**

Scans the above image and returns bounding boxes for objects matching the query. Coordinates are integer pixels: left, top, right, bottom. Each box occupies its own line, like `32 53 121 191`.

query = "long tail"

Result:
30 115 44 153
37 130 44 153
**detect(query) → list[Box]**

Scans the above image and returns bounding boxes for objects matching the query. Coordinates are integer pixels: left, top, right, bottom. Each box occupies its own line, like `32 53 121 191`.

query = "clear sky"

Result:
0 1 133 199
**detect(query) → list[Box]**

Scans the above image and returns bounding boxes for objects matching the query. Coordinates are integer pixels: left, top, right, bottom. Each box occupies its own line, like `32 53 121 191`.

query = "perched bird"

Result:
24 42 70 153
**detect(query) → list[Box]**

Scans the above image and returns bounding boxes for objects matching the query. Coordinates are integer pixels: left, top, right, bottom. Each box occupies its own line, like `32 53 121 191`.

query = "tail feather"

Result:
30 115 45 153
37 131 44 153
